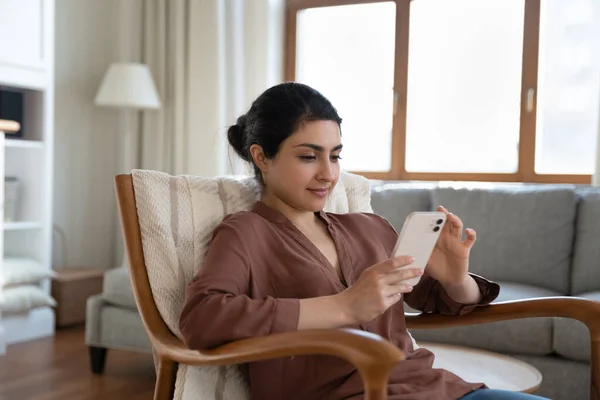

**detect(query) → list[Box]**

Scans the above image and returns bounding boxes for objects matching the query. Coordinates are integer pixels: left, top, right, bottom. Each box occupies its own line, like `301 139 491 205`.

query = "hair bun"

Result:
227 115 249 161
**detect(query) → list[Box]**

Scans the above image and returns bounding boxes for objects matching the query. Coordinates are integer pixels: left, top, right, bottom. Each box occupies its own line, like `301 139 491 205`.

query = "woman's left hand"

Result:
426 206 476 287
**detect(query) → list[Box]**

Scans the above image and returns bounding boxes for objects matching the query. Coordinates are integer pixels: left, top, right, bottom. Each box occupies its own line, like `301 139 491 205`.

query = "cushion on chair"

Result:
102 267 137 309
432 186 577 293
131 170 373 400
406 282 560 356
553 291 600 362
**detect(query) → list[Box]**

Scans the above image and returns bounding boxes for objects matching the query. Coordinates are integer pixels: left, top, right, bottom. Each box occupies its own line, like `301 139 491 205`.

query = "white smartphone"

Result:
391 211 447 286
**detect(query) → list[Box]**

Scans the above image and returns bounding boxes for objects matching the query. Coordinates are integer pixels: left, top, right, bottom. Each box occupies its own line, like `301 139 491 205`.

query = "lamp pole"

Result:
94 62 161 269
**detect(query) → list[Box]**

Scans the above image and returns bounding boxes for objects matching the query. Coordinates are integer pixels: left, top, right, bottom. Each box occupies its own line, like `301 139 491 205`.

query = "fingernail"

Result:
418 269 424 275
407 286 413 291
407 256 415 263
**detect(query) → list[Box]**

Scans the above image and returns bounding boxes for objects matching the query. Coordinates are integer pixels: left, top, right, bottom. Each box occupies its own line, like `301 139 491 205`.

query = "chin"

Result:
303 195 328 212
308 201 326 212
283 190 329 213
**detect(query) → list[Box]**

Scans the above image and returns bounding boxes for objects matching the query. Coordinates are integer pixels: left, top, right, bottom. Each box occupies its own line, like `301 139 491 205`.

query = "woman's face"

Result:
259 120 342 213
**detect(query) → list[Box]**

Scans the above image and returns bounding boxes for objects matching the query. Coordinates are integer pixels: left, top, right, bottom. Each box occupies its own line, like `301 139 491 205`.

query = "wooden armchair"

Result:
115 174 600 400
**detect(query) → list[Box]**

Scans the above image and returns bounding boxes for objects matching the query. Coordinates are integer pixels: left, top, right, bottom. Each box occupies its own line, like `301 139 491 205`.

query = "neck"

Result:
261 190 318 229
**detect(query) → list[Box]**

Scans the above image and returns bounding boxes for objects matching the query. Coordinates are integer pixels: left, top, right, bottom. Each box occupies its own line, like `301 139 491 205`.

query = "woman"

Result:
179 83 548 400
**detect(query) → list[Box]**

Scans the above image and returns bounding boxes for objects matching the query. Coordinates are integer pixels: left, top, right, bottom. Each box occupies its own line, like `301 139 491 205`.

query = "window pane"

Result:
535 0 600 175
405 0 524 173
296 2 396 172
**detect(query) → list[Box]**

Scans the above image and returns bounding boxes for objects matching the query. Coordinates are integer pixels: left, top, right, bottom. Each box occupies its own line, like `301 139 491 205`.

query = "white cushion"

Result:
1 257 55 288
131 170 373 400
0 285 57 315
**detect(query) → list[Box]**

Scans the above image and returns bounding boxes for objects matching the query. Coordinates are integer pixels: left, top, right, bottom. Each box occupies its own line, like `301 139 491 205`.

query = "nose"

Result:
318 159 336 182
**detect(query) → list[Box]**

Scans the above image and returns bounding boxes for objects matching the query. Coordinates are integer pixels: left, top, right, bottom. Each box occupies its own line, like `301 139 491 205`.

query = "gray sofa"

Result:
371 182 600 400
86 181 600 400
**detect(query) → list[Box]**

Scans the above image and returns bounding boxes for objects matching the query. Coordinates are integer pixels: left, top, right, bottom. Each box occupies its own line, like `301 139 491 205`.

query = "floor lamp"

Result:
94 62 161 268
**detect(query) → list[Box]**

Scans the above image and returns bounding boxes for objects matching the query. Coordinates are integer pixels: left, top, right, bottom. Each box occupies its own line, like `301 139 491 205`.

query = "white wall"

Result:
53 0 123 269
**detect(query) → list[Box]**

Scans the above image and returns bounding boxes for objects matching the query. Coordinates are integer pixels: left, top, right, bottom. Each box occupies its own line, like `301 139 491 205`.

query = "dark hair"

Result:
227 82 342 183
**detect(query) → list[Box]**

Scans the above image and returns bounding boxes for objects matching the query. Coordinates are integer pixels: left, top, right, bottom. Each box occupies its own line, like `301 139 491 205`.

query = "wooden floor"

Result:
0 326 156 400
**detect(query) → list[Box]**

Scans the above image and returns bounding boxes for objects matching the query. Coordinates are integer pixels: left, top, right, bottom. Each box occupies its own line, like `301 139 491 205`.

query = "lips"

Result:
307 188 330 198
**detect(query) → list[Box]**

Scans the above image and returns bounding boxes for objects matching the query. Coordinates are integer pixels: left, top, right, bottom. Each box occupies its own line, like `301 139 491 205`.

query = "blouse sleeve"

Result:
179 220 300 350
403 272 500 316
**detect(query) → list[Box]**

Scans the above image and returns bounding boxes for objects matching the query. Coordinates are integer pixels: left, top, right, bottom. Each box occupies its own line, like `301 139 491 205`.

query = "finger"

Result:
383 267 424 285
447 212 463 238
436 206 454 235
464 228 477 247
377 255 414 273
383 283 414 298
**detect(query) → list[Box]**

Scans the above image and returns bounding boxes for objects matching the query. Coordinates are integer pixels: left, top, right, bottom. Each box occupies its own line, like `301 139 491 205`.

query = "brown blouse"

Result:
180 201 500 400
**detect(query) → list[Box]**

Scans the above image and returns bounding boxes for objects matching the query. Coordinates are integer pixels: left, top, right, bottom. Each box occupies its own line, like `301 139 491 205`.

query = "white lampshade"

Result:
94 62 161 110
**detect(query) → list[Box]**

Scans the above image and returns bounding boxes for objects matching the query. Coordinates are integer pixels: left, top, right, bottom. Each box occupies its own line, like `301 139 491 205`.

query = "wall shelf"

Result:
4 221 43 231
6 139 43 149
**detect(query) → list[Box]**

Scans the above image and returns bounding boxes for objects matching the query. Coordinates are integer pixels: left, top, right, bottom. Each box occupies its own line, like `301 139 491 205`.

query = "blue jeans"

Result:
459 389 550 400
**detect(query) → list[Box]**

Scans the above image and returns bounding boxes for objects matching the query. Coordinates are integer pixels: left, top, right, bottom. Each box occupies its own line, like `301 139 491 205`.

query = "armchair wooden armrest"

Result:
160 326 403 368
406 297 600 400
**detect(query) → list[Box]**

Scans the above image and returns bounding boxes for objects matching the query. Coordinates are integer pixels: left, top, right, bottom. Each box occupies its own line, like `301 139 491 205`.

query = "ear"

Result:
249 144 269 174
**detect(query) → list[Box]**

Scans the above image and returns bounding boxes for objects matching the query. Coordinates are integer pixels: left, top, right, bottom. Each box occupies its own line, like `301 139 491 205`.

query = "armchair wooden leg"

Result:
89 346 107 375
154 358 177 400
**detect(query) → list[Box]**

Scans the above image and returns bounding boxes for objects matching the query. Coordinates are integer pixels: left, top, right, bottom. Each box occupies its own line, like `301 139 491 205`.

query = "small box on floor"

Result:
51 267 104 328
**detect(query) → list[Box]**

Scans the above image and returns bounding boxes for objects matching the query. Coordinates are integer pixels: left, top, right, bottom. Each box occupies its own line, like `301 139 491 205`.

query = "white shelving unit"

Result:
5 139 44 149
4 221 44 231
0 0 55 352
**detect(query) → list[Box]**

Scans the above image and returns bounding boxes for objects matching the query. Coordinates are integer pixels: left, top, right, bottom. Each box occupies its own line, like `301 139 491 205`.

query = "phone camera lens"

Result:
436 219 443 225
433 226 440 232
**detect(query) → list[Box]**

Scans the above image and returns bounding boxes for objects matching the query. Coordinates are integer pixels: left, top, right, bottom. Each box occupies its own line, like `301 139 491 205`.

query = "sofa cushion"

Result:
370 184 433 231
553 291 600 362
102 267 137 309
571 188 600 294
406 282 560 356
432 186 577 293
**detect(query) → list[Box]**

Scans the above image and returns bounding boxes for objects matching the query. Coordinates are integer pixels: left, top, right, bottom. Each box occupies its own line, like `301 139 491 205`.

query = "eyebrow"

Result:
293 143 343 152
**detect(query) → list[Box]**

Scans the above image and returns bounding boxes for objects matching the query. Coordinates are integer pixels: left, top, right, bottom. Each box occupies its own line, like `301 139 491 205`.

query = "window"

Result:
535 0 600 176
296 2 396 172
286 0 600 183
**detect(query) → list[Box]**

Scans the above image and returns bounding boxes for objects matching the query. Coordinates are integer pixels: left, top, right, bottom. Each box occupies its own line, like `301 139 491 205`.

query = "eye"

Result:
331 155 342 162
299 155 317 161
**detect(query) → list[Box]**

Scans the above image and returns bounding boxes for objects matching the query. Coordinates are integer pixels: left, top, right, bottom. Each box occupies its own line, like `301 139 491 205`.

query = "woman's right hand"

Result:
336 256 423 325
